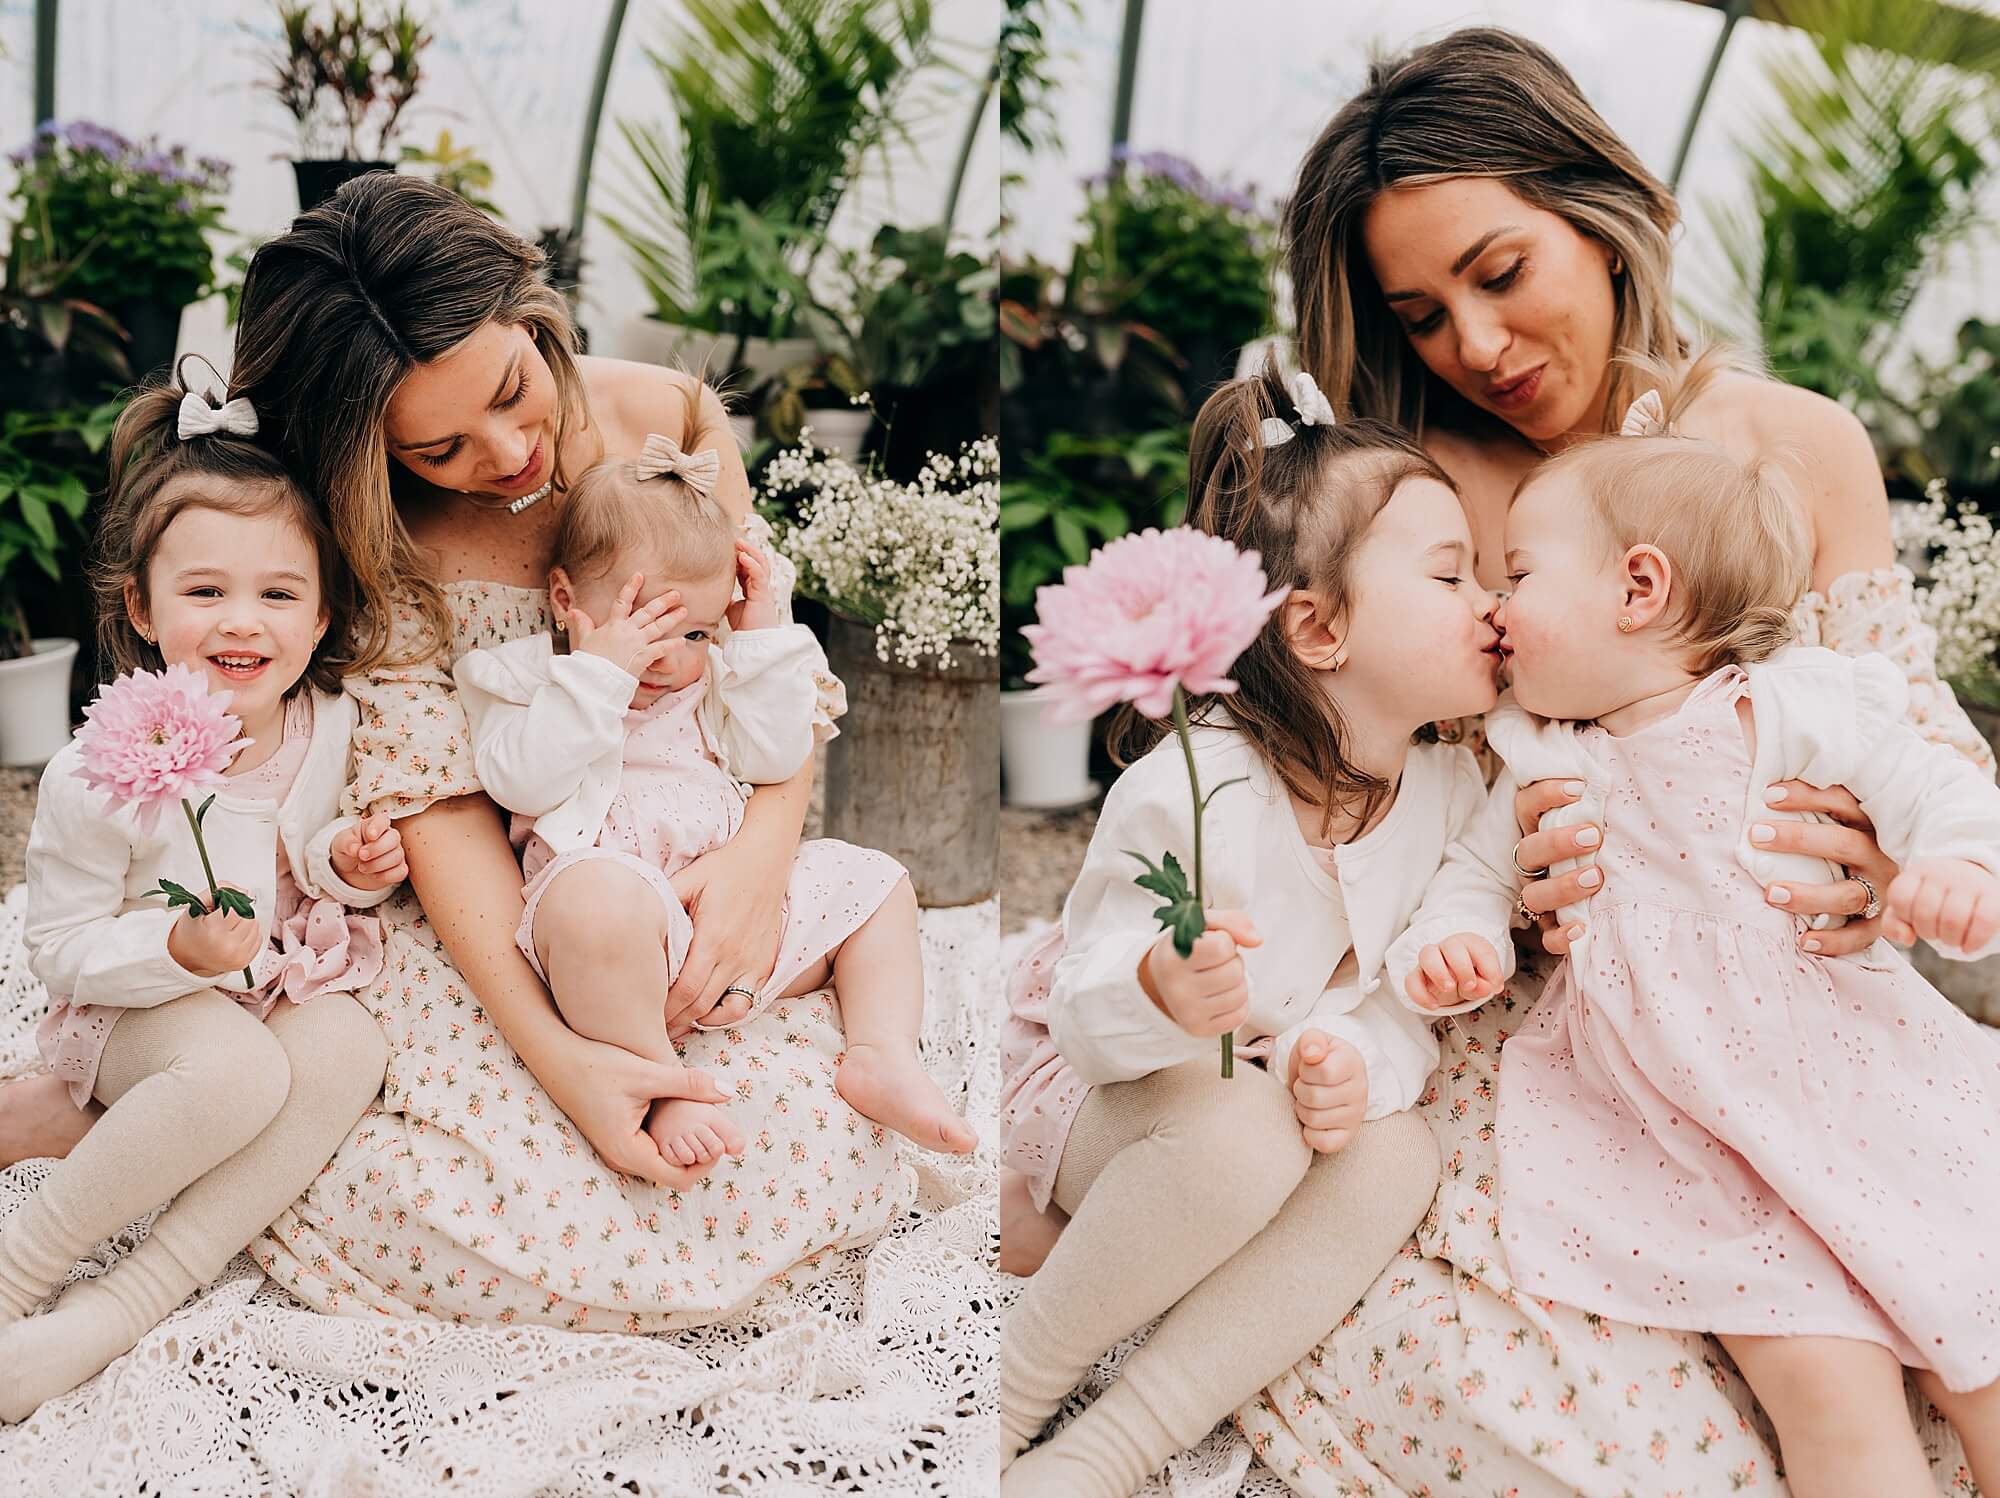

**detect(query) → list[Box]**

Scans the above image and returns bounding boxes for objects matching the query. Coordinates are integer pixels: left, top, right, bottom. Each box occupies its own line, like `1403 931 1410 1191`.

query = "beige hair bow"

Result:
1619 388 1668 437
635 432 720 496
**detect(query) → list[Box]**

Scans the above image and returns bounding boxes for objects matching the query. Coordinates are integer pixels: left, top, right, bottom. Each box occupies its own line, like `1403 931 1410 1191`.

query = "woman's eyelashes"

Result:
413 374 530 468
1402 257 1527 337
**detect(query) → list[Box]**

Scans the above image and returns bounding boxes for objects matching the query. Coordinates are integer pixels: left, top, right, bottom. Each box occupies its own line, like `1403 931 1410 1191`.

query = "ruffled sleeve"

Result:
344 595 484 819
738 510 846 746
1792 565 1997 780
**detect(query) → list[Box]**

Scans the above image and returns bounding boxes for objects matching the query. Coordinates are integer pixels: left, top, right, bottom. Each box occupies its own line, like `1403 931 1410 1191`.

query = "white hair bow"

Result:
1259 371 1339 450
1620 388 1668 437
635 432 720 496
177 390 259 441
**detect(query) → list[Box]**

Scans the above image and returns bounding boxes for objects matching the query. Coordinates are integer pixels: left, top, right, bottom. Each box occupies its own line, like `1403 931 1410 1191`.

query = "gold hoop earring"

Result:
1616 616 1634 633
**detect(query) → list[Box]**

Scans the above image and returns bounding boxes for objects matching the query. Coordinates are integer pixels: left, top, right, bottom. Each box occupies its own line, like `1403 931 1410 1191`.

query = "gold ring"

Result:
1514 897 1535 925
1849 875 1881 921
1510 841 1546 879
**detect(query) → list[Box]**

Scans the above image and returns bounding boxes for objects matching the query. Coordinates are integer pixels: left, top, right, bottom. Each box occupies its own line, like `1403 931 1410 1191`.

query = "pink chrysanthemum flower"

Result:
73 664 246 833
1023 527 1288 722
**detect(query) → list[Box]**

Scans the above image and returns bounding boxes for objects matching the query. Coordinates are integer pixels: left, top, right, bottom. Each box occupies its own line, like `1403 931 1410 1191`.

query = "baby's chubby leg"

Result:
533 859 679 1066
783 875 974 1154
1914 1369 2000 1494
1720 1334 1930 1497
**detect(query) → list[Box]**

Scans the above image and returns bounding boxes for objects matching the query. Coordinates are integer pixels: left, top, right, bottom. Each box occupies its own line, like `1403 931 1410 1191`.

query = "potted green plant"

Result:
766 223 999 462
0 399 123 765
6 123 230 379
399 128 499 216
260 1 431 211
761 431 999 905
998 427 1186 807
601 0 934 390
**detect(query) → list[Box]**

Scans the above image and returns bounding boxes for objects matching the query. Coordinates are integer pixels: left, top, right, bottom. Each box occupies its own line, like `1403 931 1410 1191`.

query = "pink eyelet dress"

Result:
1498 665 2000 1391
36 693 383 1107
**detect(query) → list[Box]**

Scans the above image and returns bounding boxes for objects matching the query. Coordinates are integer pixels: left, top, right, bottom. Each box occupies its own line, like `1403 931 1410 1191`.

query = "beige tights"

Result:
1001 1058 1439 1498
0 989 387 1421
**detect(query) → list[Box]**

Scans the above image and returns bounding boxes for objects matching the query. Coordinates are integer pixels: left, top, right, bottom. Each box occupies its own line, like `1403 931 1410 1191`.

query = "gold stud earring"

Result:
1616 616 1634 633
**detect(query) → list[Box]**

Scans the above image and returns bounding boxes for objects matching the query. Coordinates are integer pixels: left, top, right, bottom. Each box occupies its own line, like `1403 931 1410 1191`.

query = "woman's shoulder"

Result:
577 357 706 455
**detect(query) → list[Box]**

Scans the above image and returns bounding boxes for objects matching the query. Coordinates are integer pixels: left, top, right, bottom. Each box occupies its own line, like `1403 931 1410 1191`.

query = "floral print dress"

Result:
247 576 916 1332
1237 568 1993 1494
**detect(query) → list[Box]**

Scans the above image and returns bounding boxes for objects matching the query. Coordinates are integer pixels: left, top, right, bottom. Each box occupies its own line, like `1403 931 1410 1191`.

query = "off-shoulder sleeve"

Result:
738 510 846 745
1792 565 1997 780
343 596 484 819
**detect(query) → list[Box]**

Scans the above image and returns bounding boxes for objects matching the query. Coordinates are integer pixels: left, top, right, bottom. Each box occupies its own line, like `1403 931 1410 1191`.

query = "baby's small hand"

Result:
1287 1030 1367 1153
569 574 688 678
729 540 779 632
168 895 263 978
331 811 407 891
1404 933 1502 1010
1882 857 2000 953
1138 910 1262 1038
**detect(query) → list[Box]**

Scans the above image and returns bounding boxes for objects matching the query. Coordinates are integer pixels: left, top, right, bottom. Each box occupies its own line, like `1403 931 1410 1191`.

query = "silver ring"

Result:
721 984 757 1002
1510 841 1546 879
1850 875 1881 921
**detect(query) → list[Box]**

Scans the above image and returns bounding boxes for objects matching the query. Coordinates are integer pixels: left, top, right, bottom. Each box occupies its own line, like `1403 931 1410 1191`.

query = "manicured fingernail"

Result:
1767 886 1791 905
1562 781 1585 796
1765 786 1787 805
1574 826 1601 848
1750 824 1774 844
1802 938 1822 953
1566 924 1585 941
1578 868 1602 889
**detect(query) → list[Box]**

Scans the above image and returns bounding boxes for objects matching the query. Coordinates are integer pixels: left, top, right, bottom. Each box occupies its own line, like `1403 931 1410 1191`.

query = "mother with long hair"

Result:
1 174 915 1336
1235 27 1994 1495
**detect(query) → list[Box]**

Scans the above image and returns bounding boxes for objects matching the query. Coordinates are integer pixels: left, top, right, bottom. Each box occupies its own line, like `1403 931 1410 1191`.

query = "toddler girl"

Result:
1396 353 2000 1496
452 435 974 1169
3 367 398 1419
997 365 1496 1496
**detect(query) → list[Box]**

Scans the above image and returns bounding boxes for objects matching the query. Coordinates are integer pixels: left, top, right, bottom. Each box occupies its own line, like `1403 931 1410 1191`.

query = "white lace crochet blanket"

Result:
0 887 1002 1498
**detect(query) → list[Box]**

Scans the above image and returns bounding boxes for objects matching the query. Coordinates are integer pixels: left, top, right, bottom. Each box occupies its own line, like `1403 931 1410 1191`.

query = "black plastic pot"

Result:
112 299 186 383
292 159 394 212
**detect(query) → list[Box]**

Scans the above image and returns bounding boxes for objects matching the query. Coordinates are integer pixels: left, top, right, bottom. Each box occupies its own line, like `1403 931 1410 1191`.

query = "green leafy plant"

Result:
399 129 498 215
998 427 1186 685
603 0 935 346
1707 6 1999 408
7 123 231 311
0 401 122 659
260 1 432 160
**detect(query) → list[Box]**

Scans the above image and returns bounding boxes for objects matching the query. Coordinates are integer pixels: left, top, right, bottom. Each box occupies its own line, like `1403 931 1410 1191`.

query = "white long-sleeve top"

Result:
1045 720 1491 1117
22 688 388 1009
1387 648 2000 1017
452 625 829 854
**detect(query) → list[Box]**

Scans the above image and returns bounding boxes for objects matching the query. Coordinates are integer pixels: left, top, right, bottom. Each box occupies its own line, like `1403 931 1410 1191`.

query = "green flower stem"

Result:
182 797 254 989
1172 688 1231 1079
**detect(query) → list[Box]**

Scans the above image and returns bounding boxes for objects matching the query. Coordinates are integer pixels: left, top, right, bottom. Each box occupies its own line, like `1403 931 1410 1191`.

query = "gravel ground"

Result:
0 768 33 890
1000 799 1097 933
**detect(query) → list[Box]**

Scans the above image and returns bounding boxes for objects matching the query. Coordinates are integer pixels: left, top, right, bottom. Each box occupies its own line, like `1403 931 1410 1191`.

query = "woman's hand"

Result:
665 833 787 1035
1513 777 1603 956
538 1027 733 1190
1752 781 1899 955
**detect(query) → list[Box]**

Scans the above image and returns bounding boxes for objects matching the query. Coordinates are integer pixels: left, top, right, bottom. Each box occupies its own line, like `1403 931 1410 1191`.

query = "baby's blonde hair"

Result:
1518 347 1810 674
550 457 736 590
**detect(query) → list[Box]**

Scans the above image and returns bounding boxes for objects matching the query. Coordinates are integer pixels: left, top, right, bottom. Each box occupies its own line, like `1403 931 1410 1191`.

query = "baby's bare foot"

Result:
0 1074 98 1170
836 1042 977 1154
998 1168 1068 1277
644 1098 746 1171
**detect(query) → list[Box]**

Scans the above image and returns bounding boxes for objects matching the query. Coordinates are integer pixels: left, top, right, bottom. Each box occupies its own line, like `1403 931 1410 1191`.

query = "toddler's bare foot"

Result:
644 1098 746 1171
836 1042 977 1154
998 1168 1067 1277
0 1075 98 1169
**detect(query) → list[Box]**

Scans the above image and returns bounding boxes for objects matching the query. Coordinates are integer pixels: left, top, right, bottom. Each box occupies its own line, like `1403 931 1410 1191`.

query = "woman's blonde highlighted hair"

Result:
1285 26 1685 437
1115 356 1459 836
1523 348 1809 674
230 174 591 670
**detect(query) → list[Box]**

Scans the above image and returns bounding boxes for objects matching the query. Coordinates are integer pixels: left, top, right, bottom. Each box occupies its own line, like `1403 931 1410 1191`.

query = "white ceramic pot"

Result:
0 638 78 766
801 406 874 460
609 317 817 388
1000 687 1097 809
